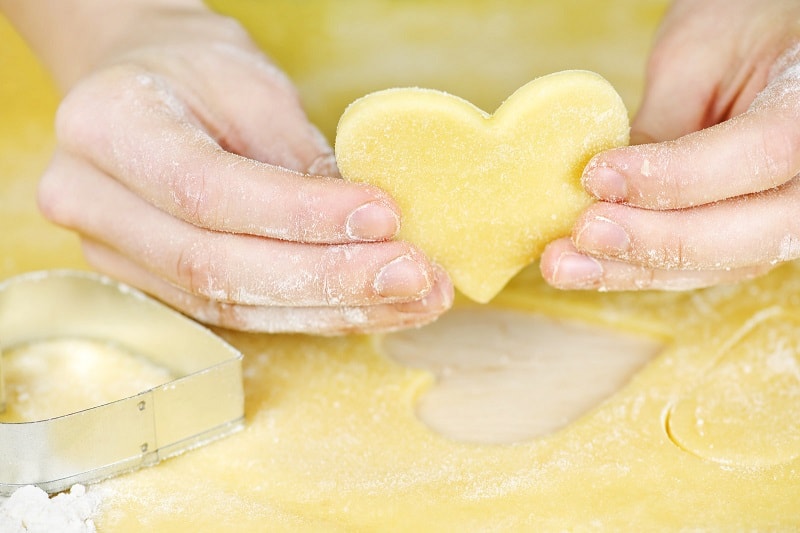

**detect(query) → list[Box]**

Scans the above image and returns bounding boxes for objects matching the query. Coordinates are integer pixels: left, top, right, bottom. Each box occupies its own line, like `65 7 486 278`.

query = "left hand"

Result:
541 0 800 291
14 0 453 335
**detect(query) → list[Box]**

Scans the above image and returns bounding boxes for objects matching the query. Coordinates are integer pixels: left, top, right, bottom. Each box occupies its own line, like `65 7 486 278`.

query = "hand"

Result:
22 2 452 334
541 0 800 291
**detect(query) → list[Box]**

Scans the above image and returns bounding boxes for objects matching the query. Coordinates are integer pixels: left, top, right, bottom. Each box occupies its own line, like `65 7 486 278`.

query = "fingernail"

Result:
307 152 340 177
583 164 627 202
551 252 603 287
374 255 431 299
346 201 400 241
395 266 454 313
575 216 630 254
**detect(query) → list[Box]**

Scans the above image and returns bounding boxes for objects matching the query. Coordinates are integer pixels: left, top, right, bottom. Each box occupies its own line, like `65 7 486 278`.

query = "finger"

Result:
540 238 772 291
81 239 453 334
626 0 731 146
629 53 714 146
145 44 340 175
584 57 800 210
38 151 441 307
55 64 398 243
570 181 800 271
583 107 800 209
626 0 772 144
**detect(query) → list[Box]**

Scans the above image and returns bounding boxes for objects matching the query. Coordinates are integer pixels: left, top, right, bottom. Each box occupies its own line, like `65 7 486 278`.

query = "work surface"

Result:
2 1 799 530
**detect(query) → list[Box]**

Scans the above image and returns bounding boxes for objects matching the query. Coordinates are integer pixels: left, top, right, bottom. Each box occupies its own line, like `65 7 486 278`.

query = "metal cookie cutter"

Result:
0 270 244 495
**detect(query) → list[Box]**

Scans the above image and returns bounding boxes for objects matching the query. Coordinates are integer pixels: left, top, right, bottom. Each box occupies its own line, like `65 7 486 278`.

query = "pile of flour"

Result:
0 484 101 532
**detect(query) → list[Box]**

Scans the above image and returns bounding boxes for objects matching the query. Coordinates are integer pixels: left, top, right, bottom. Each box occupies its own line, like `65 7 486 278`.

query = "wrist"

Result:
0 0 251 92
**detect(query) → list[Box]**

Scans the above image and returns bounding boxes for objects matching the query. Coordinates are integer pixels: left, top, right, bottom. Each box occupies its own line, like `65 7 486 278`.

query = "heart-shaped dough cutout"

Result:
335 70 629 302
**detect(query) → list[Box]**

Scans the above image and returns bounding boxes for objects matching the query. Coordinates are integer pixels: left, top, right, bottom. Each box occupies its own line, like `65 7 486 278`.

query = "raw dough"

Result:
91 267 800 531
667 308 800 467
3 1 800 530
335 71 629 302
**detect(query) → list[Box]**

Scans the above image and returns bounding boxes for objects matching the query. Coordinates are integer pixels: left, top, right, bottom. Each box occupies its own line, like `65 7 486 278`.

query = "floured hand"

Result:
6 0 452 333
541 0 800 291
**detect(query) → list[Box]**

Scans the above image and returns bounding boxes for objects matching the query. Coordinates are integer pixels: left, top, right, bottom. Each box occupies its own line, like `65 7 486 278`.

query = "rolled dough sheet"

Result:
2 1 799 530
90 265 800 531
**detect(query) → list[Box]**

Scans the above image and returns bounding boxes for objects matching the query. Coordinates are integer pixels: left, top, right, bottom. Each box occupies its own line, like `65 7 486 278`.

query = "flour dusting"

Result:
0 485 102 533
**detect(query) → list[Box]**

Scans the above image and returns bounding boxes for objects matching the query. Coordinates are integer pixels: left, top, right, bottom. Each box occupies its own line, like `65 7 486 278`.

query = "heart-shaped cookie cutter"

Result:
0 270 244 495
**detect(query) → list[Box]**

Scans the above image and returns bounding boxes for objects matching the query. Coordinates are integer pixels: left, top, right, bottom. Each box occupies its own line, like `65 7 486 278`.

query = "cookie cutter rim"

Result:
0 270 245 496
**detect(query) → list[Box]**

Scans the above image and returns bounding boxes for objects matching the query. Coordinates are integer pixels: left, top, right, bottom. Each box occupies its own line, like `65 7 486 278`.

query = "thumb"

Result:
175 44 339 176
628 1 741 144
631 42 723 144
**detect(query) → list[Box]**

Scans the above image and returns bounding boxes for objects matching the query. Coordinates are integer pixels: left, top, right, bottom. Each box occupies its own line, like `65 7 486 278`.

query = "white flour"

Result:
0 485 101 533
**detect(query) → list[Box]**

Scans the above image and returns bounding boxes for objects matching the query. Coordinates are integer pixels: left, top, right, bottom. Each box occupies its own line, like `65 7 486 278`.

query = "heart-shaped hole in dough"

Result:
666 308 800 468
383 307 663 444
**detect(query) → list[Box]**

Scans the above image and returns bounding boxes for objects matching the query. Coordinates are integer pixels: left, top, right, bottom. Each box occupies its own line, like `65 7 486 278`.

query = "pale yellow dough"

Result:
335 71 629 302
3 2 800 530
666 308 800 468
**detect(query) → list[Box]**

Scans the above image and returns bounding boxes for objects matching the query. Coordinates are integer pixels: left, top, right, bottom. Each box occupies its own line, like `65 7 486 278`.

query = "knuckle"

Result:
204 301 245 330
79 242 105 271
758 117 800 187
659 227 691 269
54 88 96 151
36 169 73 226
175 243 228 299
633 268 657 290
168 166 225 228
335 306 373 332
54 65 134 148
156 284 242 330
656 144 688 207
